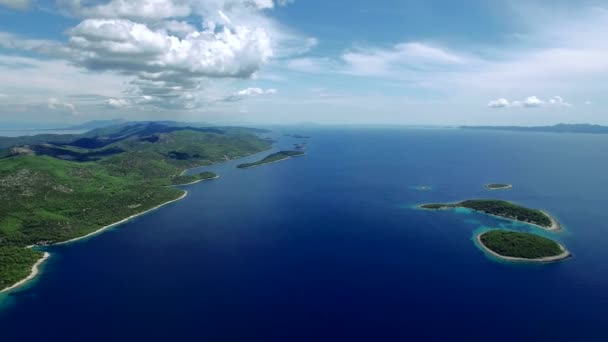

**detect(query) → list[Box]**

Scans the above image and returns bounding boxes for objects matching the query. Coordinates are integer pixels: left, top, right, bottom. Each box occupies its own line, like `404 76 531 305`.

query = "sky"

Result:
0 0 607 126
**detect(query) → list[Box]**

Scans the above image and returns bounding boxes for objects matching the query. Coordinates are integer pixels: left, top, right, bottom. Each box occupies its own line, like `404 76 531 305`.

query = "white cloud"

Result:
0 0 29 10
341 42 465 77
487 98 509 108
105 98 130 109
236 87 277 96
224 87 277 101
488 95 572 109
522 96 543 107
48 97 77 114
60 0 192 21
547 96 571 107
20 0 310 111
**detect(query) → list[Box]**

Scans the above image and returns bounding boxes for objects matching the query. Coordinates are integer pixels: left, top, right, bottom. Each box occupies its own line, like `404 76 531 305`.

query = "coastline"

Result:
1 252 50 293
173 174 220 186
239 156 289 169
55 190 189 246
239 152 307 169
0 145 273 294
476 233 570 263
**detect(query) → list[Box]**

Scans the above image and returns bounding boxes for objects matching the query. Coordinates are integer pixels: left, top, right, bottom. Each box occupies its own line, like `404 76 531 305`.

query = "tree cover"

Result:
420 200 551 228
0 247 44 290
479 230 563 259
458 200 551 227
236 150 304 169
0 122 271 290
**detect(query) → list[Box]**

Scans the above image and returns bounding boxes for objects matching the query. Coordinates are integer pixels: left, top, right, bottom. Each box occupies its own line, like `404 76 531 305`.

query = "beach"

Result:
55 190 189 246
1 252 50 293
174 175 220 186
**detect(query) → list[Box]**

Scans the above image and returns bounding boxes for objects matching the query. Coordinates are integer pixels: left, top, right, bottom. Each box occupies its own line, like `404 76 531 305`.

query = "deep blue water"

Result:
1 128 608 341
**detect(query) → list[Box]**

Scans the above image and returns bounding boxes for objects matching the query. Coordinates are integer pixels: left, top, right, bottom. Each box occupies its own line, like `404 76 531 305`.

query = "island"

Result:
0 121 273 292
484 183 512 190
419 199 560 230
237 150 305 169
477 230 570 262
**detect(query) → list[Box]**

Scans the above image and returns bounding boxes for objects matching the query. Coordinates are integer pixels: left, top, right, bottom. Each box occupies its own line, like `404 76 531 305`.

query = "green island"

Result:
236 150 305 169
419 199 559 230
0 122 272 292
477 230 569 262
484 183 512 190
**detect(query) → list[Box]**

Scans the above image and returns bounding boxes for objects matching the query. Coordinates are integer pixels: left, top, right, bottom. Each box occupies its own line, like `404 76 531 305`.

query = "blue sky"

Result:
0 0 607 125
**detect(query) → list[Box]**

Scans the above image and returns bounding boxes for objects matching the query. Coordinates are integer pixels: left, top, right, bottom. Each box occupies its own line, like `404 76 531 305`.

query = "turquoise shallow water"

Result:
1 127 608 341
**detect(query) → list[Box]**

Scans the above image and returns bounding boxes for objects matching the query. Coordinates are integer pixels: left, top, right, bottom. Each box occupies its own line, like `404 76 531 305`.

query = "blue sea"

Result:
1 127 608 341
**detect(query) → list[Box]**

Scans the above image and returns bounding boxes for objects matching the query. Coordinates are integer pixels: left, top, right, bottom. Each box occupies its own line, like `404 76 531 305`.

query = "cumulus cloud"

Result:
59 0 191 21
105 98 130 109
487 98 509 108
33 0 310 110
488 96 572 109
522 96 543 107
223 87 277 101
548 96 571 107
48 97 77 114
0 0 30 10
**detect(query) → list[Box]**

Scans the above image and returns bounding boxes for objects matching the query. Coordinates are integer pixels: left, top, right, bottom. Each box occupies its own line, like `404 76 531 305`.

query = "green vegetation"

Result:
479 230 563 259
0 247 44 290
420 199 553 228
458 200 552 228
170 172 218 185
484 183 512 189
0 122 271 290
237 150 305 169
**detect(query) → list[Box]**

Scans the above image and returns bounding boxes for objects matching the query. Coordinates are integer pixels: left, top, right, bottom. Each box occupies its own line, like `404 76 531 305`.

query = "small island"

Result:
477 230 570 262
484 183 512 190
419 199 560 230
170 171 218 186
237 150 305 169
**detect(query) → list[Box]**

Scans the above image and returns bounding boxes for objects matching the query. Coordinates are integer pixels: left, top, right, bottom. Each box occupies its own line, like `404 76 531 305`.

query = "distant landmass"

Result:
61 119 128 131
461 123 608 134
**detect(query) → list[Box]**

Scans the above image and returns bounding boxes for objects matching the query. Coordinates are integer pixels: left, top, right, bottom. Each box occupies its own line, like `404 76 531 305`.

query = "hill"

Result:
0 122 272 291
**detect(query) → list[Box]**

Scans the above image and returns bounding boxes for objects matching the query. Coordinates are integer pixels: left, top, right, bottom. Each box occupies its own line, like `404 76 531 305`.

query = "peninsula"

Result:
237 150 305 169
477 230 570 262
419 199 560 230
0 122 272 292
